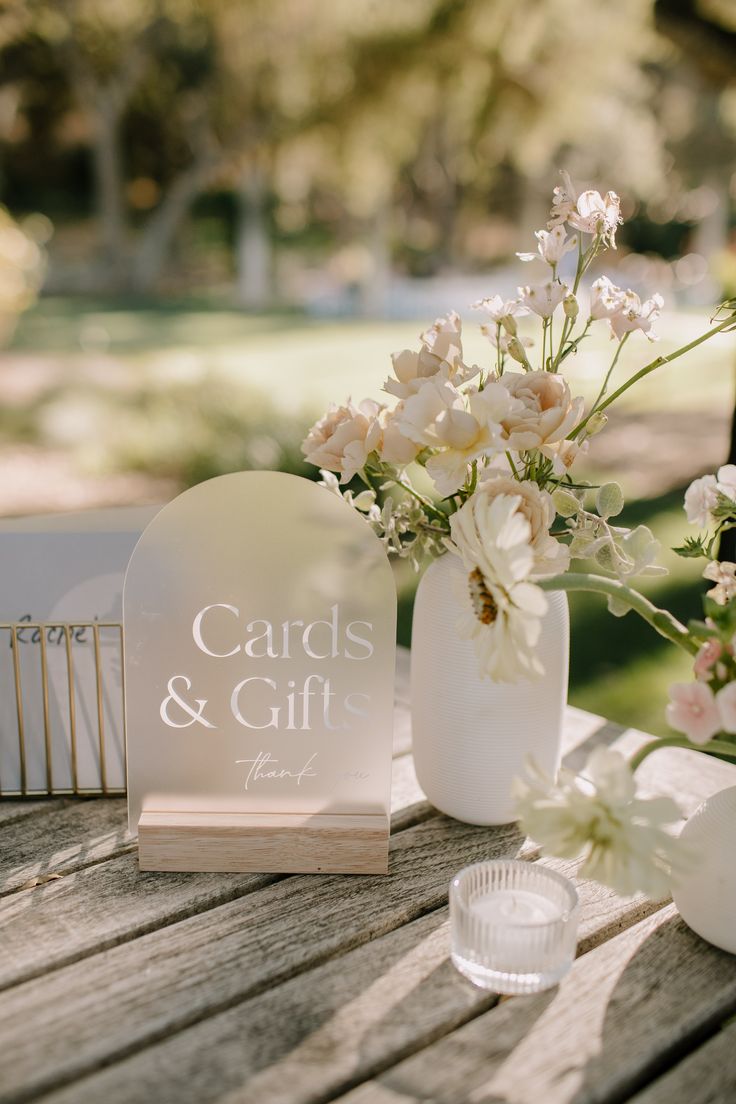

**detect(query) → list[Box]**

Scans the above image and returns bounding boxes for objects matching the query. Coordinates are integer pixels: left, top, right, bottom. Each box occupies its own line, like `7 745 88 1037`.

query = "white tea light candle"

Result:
450 860 579 994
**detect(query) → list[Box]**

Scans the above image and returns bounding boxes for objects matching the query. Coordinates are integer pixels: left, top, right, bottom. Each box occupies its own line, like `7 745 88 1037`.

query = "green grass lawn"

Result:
6 296 734 737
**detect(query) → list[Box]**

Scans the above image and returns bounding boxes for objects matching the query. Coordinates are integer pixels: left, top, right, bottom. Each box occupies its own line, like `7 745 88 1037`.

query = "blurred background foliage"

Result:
1 0 736 734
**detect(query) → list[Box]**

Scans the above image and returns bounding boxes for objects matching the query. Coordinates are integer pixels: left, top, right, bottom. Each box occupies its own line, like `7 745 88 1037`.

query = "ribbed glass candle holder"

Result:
450 860 579 994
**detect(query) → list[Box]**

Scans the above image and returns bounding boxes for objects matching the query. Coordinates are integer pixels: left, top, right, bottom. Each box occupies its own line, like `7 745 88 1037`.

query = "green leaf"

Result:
596 482 624 519
552 488 580 518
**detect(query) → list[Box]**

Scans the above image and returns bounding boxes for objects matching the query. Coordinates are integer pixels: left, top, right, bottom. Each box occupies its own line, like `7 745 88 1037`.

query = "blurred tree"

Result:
39 0 160 282
2 0 726 303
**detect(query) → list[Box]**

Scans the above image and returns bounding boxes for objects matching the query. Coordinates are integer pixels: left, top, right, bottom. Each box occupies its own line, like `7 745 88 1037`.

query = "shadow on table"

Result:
570 911 736 1104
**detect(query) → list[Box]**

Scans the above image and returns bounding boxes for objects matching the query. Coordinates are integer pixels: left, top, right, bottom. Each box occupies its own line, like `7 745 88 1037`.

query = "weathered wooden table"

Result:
2 647 736 1104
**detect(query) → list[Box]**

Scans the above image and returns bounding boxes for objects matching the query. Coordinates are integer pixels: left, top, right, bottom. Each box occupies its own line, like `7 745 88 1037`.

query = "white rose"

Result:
378 404 421 466
477 474 570 576
302 399 383 483
500 371 584 450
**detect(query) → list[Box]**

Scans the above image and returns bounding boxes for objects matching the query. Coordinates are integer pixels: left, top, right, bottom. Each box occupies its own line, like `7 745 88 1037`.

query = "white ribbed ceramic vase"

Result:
673 786 736 954
411 553 569 826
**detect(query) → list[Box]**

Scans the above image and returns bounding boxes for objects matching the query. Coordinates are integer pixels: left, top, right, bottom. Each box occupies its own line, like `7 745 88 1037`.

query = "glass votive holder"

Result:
450 859 579 995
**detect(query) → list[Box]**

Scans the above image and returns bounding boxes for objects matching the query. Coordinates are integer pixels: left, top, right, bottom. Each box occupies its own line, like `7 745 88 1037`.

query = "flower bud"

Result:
586 411 608 436
563 293 579 321
507 336 531 367
501 314 517 336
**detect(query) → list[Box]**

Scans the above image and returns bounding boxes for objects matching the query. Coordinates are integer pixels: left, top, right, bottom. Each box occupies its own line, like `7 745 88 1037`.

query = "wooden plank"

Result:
32 857 662 1104
0 798 65 827
0 751 429 993
0 798 133 896
1 714 705 1104
627 1018 736 1104
0 698 410 898
0 702 599 994
333 906 736 1104
0 816 527 1102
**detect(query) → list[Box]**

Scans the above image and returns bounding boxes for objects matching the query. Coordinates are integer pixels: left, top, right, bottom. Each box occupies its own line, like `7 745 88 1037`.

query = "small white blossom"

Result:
684 474 718 527
318 469 377 513
471 295 528 325
514 747 685 898
517 225 578 266
666 681 722 745
703 560 736 605
589 276 625 321
548 170 578 228
518 280 569 319
548 171 623 248
609 291 664 341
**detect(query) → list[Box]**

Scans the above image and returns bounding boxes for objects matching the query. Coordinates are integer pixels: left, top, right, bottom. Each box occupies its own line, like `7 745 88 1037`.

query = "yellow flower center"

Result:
468 567 498 625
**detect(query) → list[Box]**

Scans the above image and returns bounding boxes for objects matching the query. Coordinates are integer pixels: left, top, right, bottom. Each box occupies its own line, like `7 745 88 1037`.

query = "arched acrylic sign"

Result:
124 471 396 874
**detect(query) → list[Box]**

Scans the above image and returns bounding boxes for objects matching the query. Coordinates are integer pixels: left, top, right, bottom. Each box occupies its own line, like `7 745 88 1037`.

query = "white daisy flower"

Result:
449 493 549 682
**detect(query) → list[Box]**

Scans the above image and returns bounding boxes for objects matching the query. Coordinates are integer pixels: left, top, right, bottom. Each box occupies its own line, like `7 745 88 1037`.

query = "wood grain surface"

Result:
1 647 734 1104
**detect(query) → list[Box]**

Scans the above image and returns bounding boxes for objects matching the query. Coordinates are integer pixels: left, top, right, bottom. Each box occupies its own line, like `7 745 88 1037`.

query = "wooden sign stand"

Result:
137 810 390 874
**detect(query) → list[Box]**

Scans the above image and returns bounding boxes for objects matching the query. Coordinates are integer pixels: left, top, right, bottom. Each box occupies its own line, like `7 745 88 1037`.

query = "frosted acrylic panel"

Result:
124 472 396 831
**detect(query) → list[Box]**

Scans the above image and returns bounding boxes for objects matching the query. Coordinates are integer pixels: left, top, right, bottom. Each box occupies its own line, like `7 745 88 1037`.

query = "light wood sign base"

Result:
137 810 390 874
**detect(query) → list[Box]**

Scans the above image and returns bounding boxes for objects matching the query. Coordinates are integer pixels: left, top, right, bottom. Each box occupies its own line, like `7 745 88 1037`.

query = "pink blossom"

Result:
716 682 736 734
665 681 721 745
693 638 724 681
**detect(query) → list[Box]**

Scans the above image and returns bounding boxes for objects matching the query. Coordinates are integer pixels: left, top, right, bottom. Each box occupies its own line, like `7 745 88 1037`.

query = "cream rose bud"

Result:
477 474 570 576
563 293 579 320
385 311 477 399
500 370 584 450
506 336 532 367
301 399 383 483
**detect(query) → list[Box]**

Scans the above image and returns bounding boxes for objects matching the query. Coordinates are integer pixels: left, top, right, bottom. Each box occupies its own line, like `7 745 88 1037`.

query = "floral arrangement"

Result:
514 469 736 898
302 171 736 896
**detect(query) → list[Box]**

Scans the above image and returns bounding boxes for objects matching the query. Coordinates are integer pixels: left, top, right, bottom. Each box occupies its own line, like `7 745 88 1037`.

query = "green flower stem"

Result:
589 332 629 413
629 735 736 773
538 572 698 655
550 241 582 371
573 314 736 438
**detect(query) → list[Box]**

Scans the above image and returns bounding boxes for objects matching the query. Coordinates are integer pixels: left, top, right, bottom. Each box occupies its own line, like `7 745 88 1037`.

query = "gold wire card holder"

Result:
0 620 126 797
